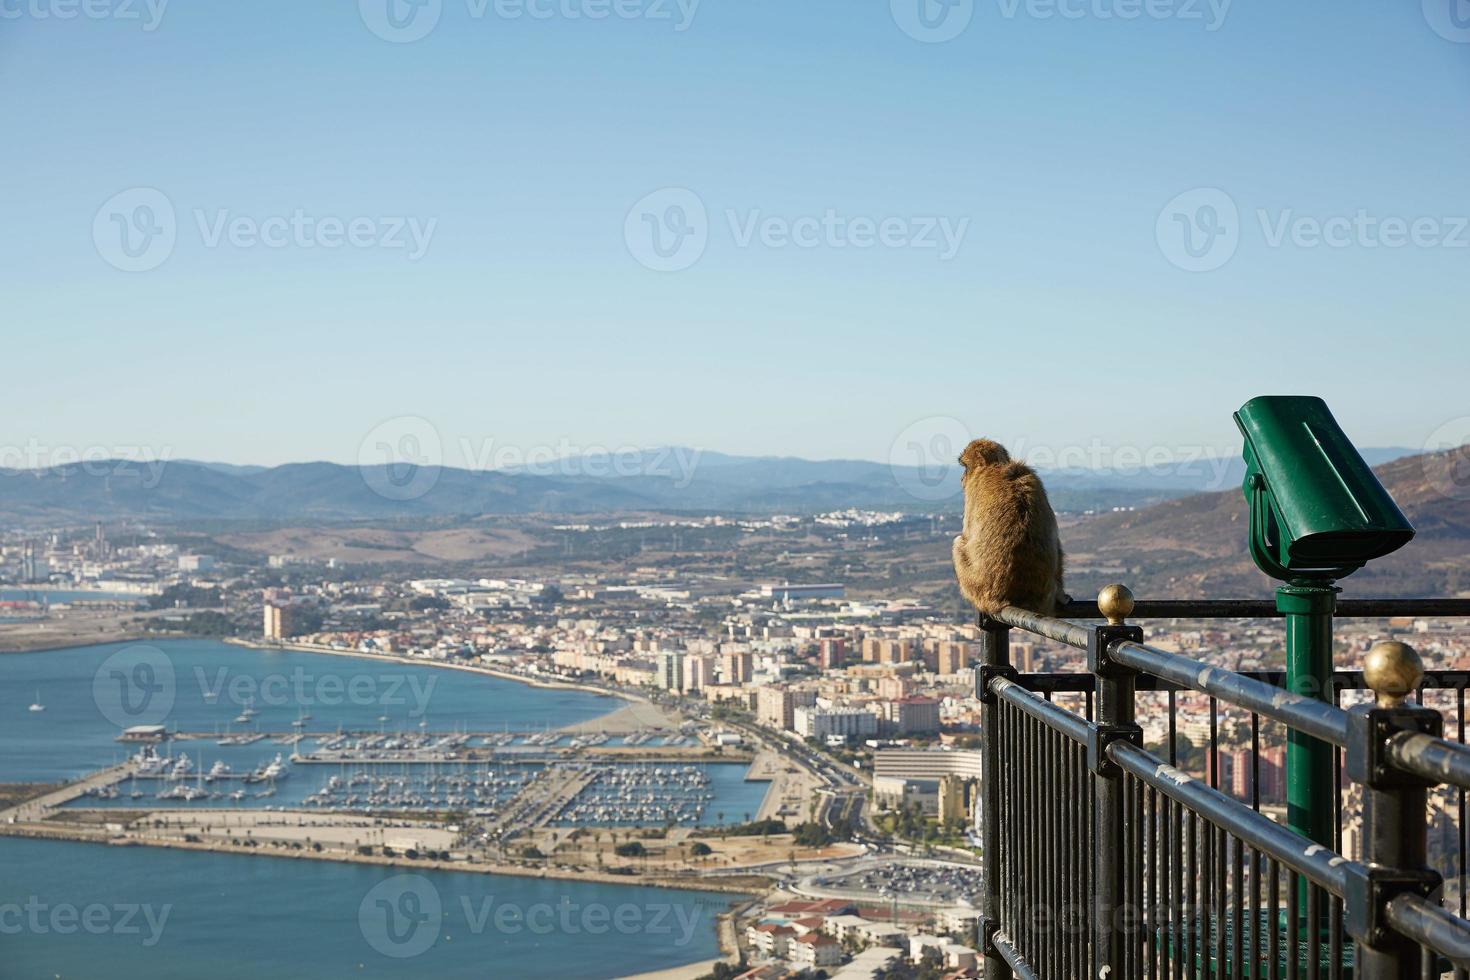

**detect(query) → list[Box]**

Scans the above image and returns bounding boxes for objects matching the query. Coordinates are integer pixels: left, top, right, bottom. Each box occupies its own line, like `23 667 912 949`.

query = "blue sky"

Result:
3 0 1468 470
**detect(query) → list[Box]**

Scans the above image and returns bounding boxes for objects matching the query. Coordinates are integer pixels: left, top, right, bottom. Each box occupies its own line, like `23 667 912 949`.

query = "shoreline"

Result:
223 636 643 703
0 823 765 897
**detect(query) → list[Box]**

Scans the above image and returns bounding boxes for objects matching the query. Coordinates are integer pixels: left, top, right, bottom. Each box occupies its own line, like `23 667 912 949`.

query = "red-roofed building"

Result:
747 922 798 958
791 931 843 969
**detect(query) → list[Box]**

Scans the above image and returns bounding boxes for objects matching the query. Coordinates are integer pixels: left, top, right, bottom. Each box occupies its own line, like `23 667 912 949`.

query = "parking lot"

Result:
813 860 983 906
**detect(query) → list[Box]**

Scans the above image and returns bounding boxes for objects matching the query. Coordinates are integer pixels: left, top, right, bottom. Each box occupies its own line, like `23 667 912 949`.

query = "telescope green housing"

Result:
1234 395 1414 582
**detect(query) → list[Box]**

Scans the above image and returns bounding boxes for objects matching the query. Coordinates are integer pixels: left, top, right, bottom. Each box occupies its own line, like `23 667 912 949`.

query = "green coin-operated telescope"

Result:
1232 395 1416 863
1234 395 1415 583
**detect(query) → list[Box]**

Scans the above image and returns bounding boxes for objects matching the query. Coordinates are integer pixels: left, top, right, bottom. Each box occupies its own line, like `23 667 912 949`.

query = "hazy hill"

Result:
0 446 1427 527
1063 448 1470 599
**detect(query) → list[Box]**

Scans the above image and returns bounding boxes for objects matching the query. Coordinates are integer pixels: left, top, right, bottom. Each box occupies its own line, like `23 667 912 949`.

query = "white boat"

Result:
28 689 44 712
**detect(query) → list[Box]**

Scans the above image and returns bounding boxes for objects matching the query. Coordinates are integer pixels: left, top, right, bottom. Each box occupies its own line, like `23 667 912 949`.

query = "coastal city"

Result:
4 511 1469 978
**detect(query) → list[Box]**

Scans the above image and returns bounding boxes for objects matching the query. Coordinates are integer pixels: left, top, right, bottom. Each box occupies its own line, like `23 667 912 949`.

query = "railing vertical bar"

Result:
1269 859 1281 980
1251 846 1262 979
1173 796 1185 980
978 619 1011 980
1327 895 1342 980
1286 869 1299 980
1233 833 1245 980
1048 725 1058 980
1460 685 1467 922
1128 775 1140 980
1216 823 1227 980
1187 811 1199 975
1027 709 1036 959
1148 784 1159 980
1311 887 1323 980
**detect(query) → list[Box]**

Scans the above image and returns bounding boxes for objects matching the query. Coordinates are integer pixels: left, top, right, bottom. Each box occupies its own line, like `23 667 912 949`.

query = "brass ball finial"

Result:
1097 584 1135 626
1363 640 1423 709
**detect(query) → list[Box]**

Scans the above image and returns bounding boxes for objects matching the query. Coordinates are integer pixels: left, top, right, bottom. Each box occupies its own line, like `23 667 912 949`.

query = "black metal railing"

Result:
977 591 1470 980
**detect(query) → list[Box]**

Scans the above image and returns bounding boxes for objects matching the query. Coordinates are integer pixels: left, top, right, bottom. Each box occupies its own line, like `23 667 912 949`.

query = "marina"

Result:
65 742 766 827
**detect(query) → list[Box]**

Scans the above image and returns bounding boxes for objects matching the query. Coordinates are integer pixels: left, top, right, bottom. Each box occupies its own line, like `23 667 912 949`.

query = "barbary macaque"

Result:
951 439 1069 616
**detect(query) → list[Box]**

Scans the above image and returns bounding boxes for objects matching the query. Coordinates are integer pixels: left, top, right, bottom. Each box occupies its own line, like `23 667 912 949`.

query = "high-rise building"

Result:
684 654 716 692
655 650 684 692
263 603 293 641
720 651 753 685
817 638 848 669
935 641 974 675
757 687 795 730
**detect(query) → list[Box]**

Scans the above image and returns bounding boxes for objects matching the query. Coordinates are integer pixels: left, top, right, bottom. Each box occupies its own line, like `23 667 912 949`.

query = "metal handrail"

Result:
1384 893 1470 971
993 605 1091 648
991 677 1091 744
1111 639 1351 747
1385 728 1470 790
1110 740 1357 897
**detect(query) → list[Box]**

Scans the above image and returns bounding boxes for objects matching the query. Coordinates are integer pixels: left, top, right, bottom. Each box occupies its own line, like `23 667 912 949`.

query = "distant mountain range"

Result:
0 446 1422 525
1064 448 1470 599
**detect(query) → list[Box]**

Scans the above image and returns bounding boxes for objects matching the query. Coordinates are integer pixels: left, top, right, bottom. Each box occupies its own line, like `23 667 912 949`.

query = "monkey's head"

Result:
959 439 1011 472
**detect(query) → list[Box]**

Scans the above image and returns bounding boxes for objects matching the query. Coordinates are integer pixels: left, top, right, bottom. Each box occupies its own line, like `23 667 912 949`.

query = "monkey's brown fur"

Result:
951 439 1069 616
